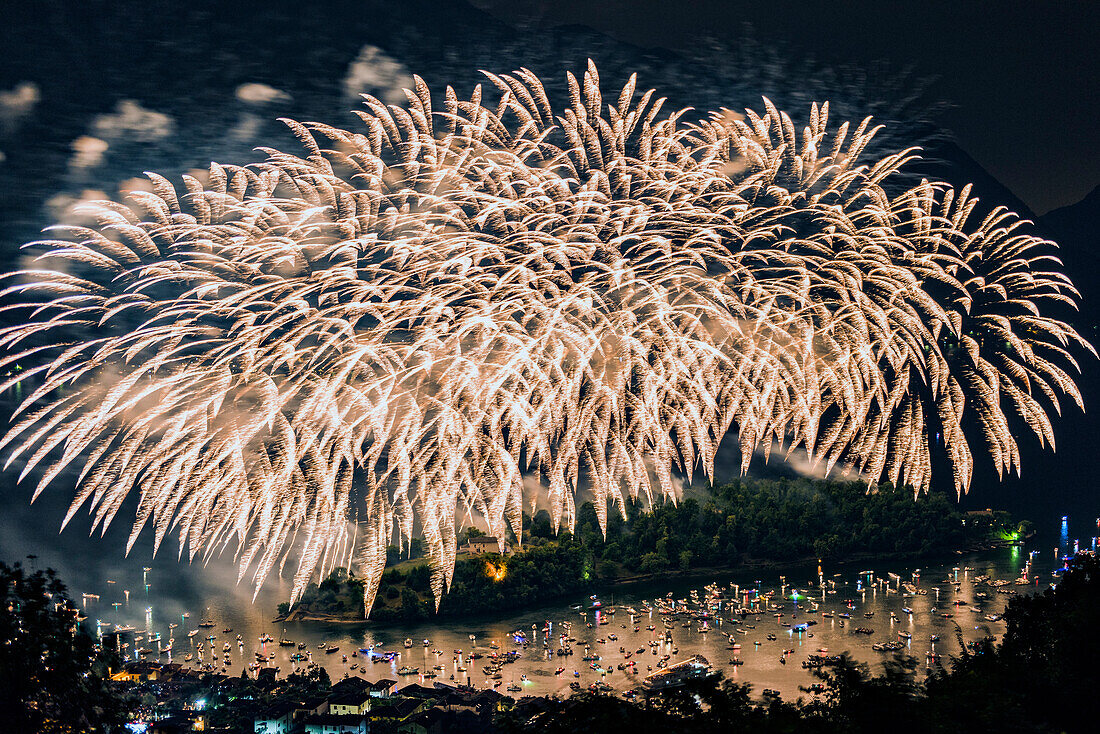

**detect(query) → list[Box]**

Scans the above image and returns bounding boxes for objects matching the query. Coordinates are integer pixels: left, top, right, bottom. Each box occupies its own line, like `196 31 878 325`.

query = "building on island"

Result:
460 535 512 556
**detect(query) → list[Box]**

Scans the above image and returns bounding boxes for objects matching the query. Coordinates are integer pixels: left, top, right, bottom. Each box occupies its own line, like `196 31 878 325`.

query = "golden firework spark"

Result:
0 63 1089 614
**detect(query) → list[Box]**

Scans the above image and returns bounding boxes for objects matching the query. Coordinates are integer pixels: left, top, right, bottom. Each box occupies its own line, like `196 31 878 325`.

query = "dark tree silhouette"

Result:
0 560 129 734
498 553 1100 734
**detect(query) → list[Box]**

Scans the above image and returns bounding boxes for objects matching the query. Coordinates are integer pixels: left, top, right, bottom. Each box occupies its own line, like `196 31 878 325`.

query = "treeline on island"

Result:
281 477 1025 621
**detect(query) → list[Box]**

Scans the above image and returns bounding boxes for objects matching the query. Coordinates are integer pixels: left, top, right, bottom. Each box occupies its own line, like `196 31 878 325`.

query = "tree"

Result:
921 552 1100 733
0 560 131 733
408 537 427 559
401 587 426 619
638 552 667 574
678 550 694 570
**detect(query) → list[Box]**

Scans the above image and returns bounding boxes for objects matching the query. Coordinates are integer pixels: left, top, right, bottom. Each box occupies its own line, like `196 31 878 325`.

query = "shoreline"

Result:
274 537 1025 626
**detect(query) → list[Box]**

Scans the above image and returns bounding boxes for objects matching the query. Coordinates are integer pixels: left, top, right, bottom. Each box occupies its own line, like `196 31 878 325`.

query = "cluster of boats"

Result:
477 563 1027 687
340 565 1024 693
99 615 350 678
87 552 1063 699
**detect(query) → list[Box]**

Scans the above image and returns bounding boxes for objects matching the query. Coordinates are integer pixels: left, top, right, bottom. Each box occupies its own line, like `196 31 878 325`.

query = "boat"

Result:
325 645 340 654
404 638 413 648
642 655 712 690
198 620 215 628
397 666 419 675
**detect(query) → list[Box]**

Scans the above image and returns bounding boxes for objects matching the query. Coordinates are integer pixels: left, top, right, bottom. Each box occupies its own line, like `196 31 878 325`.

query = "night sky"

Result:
478 0 1100 215
0 1 1097 555
1 1 1096 222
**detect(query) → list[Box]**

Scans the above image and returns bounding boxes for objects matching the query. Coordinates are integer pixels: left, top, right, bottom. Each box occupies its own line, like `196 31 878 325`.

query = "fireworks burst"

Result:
0 64 1088 614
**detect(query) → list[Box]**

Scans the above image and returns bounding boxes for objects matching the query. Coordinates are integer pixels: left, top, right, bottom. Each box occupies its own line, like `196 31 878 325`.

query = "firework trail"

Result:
0 64 1089 614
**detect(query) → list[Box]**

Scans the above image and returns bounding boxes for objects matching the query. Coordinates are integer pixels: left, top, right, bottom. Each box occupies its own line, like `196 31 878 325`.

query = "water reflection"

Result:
86 544 1066 700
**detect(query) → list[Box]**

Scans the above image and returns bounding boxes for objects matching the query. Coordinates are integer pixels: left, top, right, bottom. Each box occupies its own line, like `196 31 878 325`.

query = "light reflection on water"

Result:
88 544 1066 701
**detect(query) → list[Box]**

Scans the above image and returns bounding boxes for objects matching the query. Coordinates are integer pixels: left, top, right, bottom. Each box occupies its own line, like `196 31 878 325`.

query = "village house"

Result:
328 689 372 716
253 701 297 734
460 535 512 555
302 712 368 734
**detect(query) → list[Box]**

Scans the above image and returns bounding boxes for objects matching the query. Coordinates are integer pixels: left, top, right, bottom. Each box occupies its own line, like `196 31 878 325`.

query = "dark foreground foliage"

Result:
9 552 1098 732
0 560 131 734
499 552 1100 734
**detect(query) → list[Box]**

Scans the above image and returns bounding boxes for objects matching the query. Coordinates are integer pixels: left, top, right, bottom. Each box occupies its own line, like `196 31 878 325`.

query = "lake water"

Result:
85 538 1081 701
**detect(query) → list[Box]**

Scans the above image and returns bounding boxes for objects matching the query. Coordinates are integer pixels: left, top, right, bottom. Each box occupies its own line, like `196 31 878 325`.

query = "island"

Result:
277 477 1027 623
